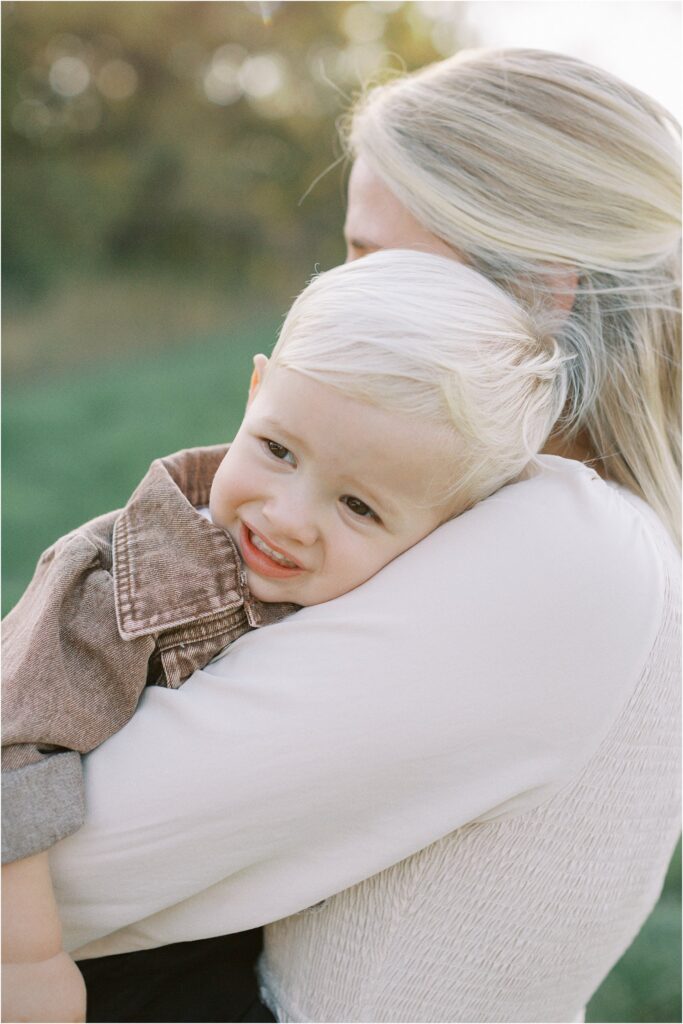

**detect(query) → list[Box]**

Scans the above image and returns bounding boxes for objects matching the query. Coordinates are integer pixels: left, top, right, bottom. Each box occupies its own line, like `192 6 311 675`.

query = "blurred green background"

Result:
3 4 680 1021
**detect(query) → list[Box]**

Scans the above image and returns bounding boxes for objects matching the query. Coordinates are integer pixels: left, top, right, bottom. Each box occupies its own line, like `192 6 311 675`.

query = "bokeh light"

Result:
239 53 287 100
203 49 244 105
342 3 386 44
49 55 90 97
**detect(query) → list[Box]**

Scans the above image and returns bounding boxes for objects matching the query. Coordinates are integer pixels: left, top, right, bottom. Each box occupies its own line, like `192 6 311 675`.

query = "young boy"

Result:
2 249 567 1021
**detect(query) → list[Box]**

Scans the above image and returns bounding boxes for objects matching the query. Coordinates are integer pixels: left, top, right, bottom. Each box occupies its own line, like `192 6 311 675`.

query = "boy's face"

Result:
210 357 455 606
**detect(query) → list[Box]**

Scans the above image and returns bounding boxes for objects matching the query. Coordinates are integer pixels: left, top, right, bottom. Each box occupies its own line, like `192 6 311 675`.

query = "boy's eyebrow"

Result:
260 417 308 452
335 468 400 519
345 235 379 252
352 481 398 519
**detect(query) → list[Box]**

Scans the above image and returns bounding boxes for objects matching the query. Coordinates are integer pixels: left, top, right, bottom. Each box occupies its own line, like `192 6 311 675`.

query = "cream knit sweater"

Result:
53 459 680 1023
260 499 680 1021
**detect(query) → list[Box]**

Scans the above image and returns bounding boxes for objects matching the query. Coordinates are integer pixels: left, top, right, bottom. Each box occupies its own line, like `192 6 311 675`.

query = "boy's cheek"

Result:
209 460 237 528
329 537 395 597
208 483 225 528
210 453 258 528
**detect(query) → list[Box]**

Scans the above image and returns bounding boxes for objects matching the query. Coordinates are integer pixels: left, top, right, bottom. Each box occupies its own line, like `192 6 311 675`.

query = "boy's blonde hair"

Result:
344 48 681 544
270 249 569 514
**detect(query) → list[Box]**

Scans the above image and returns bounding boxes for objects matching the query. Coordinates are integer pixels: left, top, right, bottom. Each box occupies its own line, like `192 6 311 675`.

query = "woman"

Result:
46 49 680 1022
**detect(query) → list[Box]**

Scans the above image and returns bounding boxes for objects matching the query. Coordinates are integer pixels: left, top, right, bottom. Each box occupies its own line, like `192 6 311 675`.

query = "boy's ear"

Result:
248 354 269 406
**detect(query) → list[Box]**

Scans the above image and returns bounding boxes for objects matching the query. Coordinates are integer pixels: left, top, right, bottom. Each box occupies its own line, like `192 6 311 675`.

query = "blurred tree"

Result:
2 1 445 326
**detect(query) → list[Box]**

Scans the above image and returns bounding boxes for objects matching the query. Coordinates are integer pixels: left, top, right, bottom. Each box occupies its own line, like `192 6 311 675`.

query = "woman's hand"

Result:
2 952 86 1023
2 850 86 1023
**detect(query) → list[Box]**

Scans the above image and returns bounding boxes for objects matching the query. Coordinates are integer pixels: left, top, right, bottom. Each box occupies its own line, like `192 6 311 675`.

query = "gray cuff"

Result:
2 751 86 863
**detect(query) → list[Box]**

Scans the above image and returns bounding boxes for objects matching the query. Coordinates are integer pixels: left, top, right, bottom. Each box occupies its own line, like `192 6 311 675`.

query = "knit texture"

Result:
260 511 681 1023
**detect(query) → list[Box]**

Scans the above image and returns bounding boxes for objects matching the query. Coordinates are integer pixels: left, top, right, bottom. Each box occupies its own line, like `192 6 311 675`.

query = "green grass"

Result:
586 843 681 1022
3 336 681 1022
2 323 279 614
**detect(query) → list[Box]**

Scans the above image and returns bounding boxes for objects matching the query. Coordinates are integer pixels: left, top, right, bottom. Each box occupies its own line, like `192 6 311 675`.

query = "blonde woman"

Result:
35 50 682 1023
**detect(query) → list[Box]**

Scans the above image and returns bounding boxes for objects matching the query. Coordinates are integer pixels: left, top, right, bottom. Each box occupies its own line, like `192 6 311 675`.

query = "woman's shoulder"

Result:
351 453 669 633
438 454 671 582
391 454 671 636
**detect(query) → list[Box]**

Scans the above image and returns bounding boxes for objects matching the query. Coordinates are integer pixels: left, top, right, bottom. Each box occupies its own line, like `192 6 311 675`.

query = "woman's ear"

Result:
248 354 269 406
546 267 579 318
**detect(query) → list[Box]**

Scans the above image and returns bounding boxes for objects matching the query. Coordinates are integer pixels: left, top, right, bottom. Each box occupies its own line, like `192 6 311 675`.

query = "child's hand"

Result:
2 850 86 1022
2 952 86 1023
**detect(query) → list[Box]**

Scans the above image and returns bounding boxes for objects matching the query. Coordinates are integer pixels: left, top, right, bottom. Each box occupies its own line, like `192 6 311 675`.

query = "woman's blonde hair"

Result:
345 48 681 544
270 249 569 515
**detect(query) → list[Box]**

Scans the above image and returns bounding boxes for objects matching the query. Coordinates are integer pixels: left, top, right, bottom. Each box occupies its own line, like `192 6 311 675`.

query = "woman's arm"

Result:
49 458 664 958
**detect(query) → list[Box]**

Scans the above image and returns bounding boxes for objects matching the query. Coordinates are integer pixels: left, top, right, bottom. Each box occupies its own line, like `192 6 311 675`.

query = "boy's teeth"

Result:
250 531 297 567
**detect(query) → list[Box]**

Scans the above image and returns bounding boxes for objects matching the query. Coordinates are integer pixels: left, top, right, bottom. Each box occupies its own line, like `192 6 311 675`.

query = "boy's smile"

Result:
239 521 305 578
209 358 457 606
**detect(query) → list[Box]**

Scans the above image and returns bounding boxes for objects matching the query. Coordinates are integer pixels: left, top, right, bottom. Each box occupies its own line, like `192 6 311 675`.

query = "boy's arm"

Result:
2 851 86 1023
1 516 151 1020
2 752 86 865
3 520 156 863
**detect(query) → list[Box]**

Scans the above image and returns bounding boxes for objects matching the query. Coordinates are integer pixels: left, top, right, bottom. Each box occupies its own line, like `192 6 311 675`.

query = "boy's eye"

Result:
263 439 296 466
341 495 378 521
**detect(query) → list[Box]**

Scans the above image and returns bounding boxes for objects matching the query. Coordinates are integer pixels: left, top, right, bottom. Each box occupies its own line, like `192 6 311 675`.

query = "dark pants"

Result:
78 928 276 1023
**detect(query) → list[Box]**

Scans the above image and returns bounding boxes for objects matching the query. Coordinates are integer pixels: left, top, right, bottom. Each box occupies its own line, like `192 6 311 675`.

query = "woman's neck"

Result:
542 430 606 479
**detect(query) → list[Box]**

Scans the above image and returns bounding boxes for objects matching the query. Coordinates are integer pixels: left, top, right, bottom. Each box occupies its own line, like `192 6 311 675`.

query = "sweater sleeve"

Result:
48 459 667 957
2 521 156 862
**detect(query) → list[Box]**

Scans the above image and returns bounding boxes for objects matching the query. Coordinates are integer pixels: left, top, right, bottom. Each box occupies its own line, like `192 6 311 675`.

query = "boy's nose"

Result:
261 495 320 549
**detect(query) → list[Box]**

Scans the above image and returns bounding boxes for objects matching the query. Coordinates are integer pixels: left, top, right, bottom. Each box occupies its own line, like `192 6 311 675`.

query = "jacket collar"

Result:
112 445 295 639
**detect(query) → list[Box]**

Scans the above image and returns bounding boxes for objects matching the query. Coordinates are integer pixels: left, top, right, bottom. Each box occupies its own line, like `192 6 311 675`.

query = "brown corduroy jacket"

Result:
2 445 297 863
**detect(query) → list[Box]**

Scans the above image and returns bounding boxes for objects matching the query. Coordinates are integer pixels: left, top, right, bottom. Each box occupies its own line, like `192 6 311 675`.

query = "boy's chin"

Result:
247 569 356 608
245 570 341 608
245 570 304 606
